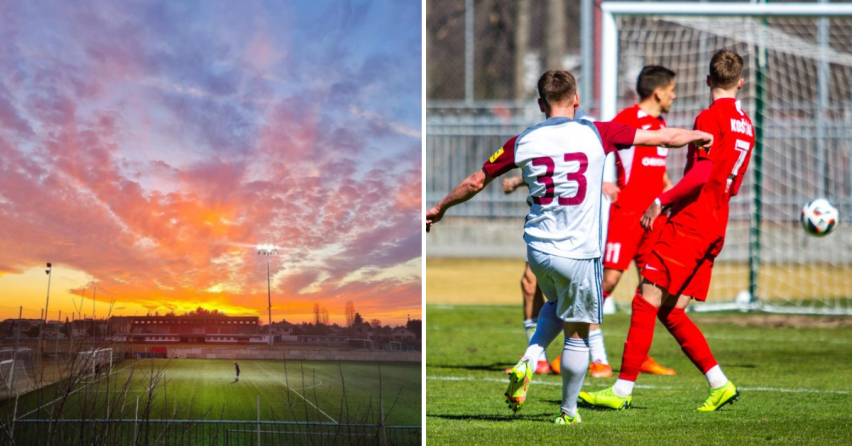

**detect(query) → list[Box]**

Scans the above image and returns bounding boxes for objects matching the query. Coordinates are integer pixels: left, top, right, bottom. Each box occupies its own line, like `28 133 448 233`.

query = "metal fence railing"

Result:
1 419 421 446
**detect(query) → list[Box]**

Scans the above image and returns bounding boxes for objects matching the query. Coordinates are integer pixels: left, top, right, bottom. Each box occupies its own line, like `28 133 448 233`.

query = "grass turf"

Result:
426 304 852 445
4 359 420 426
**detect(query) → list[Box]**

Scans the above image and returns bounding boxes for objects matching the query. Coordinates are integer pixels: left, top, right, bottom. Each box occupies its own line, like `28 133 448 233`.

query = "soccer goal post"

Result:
0 359 35 395
80 348 114 377
601 2 852 315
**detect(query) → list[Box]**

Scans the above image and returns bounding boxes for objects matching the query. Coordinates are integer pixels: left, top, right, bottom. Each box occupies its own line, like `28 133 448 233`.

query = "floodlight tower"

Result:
38 263 52 364
257 244 279 350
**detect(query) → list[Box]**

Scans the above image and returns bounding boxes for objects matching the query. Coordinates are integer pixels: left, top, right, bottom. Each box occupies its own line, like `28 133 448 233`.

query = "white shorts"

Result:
527 246 603 324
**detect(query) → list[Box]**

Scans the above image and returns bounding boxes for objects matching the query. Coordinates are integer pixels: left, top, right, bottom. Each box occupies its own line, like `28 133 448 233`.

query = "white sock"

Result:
524 318 548 363
613 378 635 397
588 328 608 364
560 337 590 418
705 365 728 389
521 302 561 364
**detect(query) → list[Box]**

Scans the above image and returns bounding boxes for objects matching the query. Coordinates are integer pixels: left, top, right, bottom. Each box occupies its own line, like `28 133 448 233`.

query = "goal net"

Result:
602 2 852 315
78 348 115 378
0 349 35 395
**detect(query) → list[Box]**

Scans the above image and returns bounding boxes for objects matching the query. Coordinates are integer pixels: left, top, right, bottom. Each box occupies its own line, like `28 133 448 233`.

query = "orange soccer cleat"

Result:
588 361 613 378
535 360 551 375
550 355 561 375
640 357 676 375
505 359 551 375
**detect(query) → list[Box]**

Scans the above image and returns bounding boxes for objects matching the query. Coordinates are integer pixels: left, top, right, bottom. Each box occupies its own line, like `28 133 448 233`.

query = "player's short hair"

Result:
537 70 577 107
709 49 744 88
636 66 676 100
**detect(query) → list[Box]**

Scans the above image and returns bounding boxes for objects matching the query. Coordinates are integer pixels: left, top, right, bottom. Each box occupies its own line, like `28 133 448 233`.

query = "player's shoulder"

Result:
613 105 640 124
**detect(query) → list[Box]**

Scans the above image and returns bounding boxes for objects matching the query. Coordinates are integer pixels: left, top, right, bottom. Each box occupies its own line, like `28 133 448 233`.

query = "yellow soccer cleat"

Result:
505 359 533 413
589 361 613 378
578 387 632 411
553 411 582 425
640 357 676 375
697 381 739 412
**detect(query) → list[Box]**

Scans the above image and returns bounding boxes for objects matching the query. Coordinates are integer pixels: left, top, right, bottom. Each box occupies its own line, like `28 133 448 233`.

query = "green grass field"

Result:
426 305 852 445
4 359 421 426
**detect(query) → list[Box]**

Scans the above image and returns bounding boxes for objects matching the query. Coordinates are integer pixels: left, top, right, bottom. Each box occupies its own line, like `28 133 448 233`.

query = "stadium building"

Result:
108 315 269 344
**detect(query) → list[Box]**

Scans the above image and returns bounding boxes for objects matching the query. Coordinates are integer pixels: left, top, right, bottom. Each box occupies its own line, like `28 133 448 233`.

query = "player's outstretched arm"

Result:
502 176 526 194
634 128 713 149
426 169 494 233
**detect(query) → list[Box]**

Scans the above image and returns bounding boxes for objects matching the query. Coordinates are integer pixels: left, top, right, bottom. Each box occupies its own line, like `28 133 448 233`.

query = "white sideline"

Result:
19 359 145 419
427 375 852 395
255 363 338 424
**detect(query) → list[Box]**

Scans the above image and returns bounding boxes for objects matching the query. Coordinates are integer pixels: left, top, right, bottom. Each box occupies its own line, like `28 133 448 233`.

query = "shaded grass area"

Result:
426 305 852 445
3 359 421 426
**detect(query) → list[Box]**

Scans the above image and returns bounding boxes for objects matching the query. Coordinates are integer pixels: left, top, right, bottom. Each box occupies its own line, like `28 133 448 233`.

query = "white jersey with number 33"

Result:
483 116 636 259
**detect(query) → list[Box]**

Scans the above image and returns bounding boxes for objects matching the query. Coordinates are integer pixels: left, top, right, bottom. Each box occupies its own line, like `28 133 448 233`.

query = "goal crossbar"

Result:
601 2 852 120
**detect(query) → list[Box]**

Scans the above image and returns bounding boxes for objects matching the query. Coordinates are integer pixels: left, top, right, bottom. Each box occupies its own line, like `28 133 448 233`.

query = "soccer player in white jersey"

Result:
426 70 712 424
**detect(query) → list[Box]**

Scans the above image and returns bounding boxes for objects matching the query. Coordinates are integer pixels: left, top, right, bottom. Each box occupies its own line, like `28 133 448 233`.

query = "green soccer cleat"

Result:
578 387 633 410
505 359 533 413
697 381 739 412
553 411 582 425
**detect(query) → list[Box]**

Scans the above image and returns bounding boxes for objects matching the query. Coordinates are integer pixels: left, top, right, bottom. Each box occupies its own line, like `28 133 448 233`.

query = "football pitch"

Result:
426 305 852 445
4 359 421 426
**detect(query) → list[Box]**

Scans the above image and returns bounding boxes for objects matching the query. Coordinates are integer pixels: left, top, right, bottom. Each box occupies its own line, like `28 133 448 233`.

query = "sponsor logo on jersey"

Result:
642 124 652 130
489 147 504 163
657 147 669 157
730 118 753 136
642 157 667 167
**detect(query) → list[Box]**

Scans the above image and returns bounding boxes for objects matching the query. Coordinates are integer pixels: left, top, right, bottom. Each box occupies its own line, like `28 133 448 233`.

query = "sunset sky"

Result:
0 1 422 325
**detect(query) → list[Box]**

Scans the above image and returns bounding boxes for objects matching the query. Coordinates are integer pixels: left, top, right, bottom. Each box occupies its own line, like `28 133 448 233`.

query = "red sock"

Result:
603 291 611 300
618 293 658 381
658 306 718 373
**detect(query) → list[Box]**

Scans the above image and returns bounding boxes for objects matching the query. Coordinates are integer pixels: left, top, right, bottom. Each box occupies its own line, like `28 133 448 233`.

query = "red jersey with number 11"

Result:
668 98 755 237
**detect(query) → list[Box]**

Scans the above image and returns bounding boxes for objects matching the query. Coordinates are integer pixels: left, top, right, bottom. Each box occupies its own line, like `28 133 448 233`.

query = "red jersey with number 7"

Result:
668 98 755 238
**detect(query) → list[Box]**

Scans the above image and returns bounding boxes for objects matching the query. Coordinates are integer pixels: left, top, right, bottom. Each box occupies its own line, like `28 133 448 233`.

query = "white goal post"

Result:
81 348 114 377
600 2 852 315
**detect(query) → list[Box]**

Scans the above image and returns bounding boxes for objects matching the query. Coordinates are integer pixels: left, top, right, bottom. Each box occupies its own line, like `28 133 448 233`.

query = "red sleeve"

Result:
658 159 712 207
594 121 636 154
482 136 518 178
693 112 721 162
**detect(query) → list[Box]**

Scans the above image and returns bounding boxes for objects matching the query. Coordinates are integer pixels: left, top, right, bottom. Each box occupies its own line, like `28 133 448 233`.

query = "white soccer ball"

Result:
800 198 839 237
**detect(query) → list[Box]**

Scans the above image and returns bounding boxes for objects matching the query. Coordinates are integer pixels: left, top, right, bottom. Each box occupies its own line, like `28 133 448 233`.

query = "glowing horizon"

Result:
0 1 422 326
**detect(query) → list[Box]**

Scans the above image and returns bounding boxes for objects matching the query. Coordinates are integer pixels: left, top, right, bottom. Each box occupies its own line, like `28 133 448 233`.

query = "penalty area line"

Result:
254 363 338 424
426 375 852 395
20 359 149 419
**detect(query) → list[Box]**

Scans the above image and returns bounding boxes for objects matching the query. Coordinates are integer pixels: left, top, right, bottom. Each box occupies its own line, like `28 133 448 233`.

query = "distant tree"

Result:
314 303 321 325
353 313 364 326
27 326 40 338
406 319 422 335
369 319 382 328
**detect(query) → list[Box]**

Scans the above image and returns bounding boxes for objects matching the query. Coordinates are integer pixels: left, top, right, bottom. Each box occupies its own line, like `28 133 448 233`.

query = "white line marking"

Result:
255 363 337 423
426 375 852 395
20 359 147 419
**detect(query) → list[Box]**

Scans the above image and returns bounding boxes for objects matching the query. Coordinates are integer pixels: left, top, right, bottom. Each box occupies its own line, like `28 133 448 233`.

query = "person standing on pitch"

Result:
580 49 752 412
235 362 241 382
426 70 712 425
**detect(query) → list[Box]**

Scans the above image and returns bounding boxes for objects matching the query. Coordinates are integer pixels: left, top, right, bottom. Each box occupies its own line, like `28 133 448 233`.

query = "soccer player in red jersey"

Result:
588 66 679 378
580 49 753 411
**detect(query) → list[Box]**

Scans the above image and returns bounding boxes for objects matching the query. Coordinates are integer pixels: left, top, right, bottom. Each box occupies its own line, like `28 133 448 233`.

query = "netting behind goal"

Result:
0 349 35 396
78 348 115 377
610 12 852 314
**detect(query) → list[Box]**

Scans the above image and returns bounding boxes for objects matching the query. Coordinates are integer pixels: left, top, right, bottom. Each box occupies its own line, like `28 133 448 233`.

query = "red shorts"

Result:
641 221 724 301
604 206 668 271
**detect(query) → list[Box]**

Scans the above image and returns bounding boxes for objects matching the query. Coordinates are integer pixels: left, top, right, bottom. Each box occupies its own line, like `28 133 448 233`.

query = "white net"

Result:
79 348 114 377
0 357 35 395
611 13 852 314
